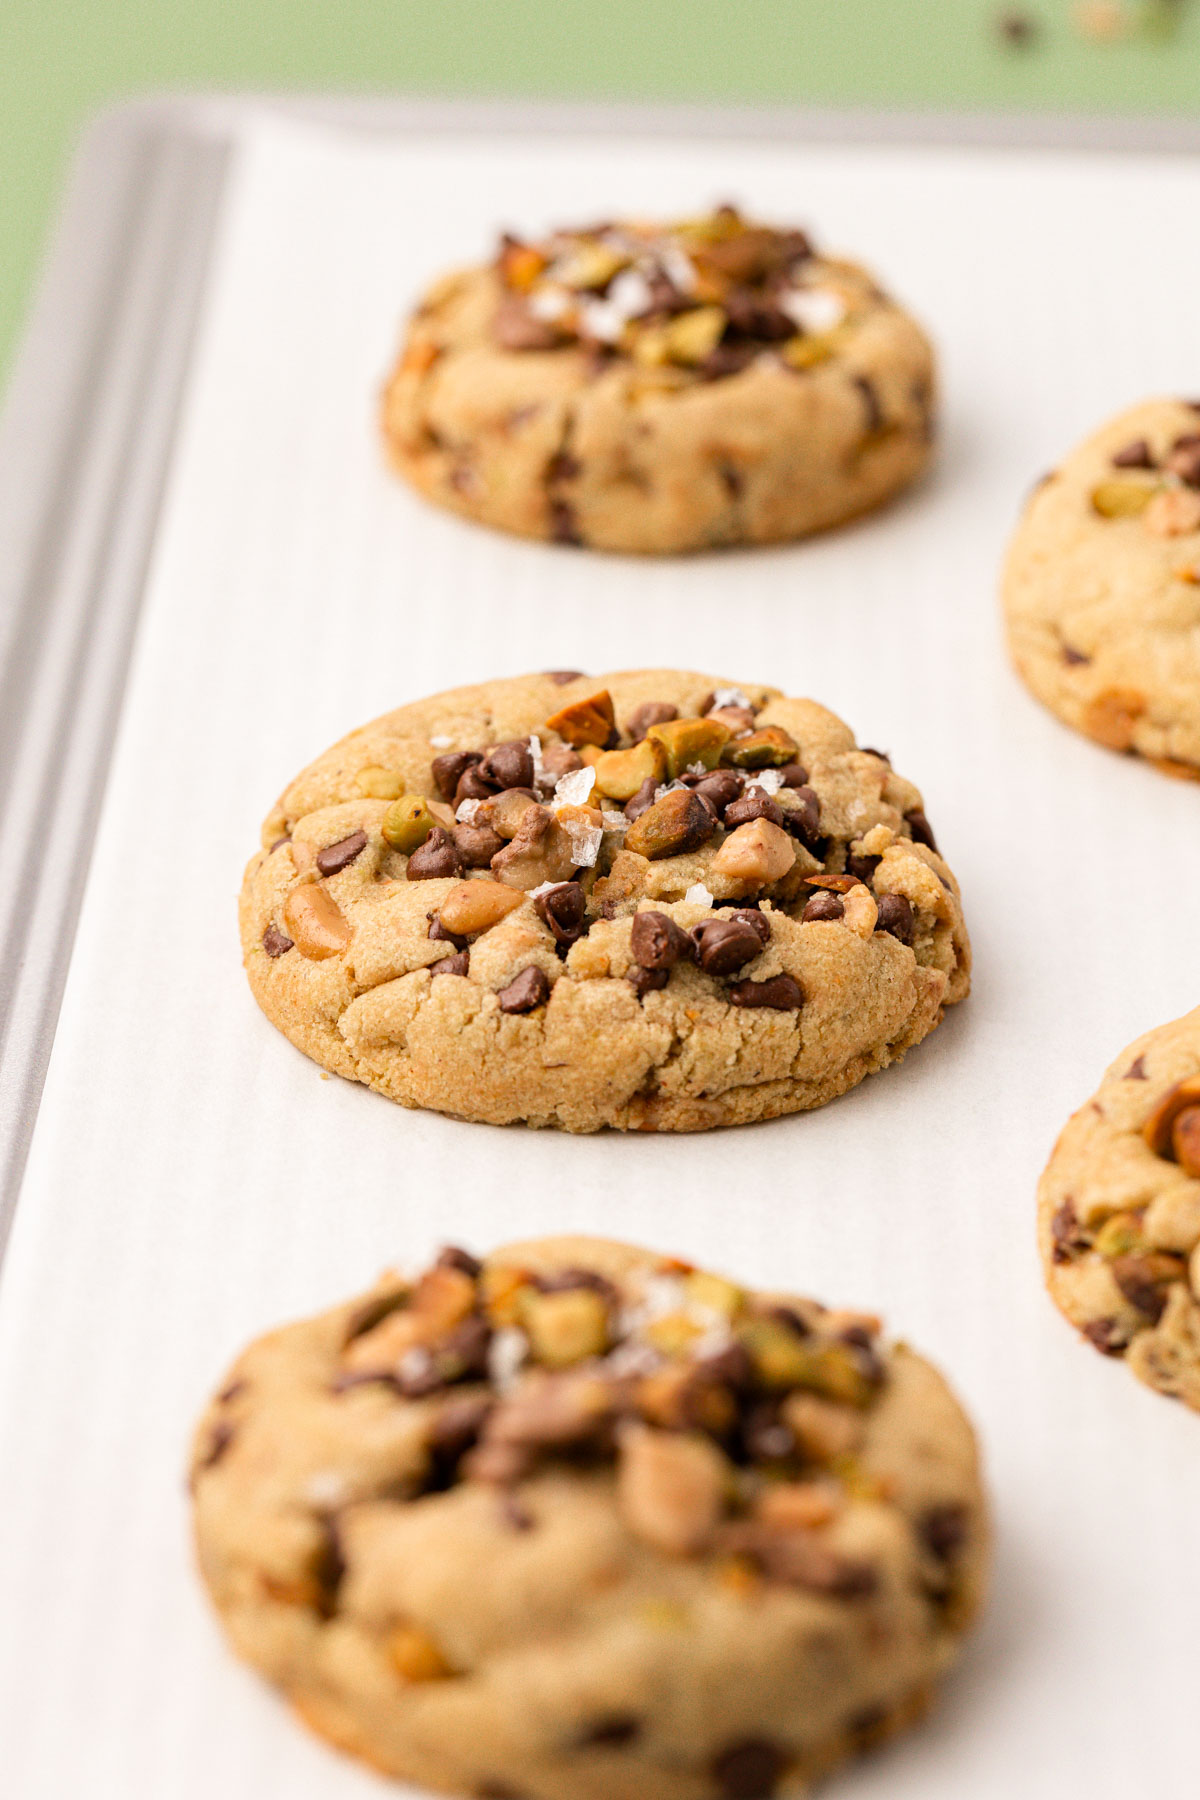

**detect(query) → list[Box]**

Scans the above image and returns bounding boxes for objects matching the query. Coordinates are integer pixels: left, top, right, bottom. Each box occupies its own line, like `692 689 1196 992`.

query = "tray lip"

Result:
1 91 1198 1272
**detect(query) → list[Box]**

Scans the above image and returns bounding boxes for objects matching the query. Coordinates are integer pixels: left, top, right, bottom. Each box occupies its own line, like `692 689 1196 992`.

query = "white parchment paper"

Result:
1 115 1198 1799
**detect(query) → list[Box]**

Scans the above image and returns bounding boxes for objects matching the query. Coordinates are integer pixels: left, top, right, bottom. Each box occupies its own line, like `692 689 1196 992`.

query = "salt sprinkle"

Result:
685 882 715 908
527 733 551 794
529 284 571 321
781 286 845 336
711 686 751 711
430 735 452 749
488 1327 529 1392
562 820 604 868
304 1470 351 1510
553 765 596 808
578 267 654 344
660 245 697 295
528 880 560 899
749 769 784 795
456 798 485 824
600 810 628 834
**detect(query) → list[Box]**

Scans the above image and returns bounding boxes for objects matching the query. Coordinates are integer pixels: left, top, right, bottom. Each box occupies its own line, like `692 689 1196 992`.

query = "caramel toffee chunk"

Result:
192 1235 989 1798
1037 1005 1200 1412
240 670 970 1131
1003 397 1200 779
382 204 937 554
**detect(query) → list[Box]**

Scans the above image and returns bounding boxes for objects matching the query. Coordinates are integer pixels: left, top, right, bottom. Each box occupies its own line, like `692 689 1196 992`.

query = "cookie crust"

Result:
1003 397 1200 779
1038 1005 1200 1410
192 1235 989 1799
381 208 935 554
239 670 970 1132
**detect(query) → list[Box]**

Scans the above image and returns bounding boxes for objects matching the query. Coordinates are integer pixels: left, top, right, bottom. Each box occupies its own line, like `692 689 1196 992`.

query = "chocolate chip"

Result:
854 374 883 433
624 700 678 742
694 1340 755 1389
780 785 821 849
859 746 890 764
724 788 784 830
534 881 587 947
437 1245 482 1276
1111 437 1155 469
1062 645 1090 666
316 830 367 877
1165 432 1200 487
875 893 915 944
1126 1056 1148 1080
407 827 463 880
456 764 499 806
313 1519 346 1619
1083 1317 1130 1356
846 851 881 883
269 834 290 852
455 824 506 870
546 450 581 483
197 1420 234 1471
1050 1200 1087 1263
700 342 758 381
217 1379 246 1404
802 891 844 922
741 1402 796 1463
481 739 534 790
730 907 771 946
476 1784 524 1800
1111 1254 1173 1322
427 1391 492 1455
493 294 564 351
432 751 481 802
718 462 744 499
920 1504 967 1563
776 762 809 788
630 909 692 970
533 1267 616 1298
550 498 582 546
727 974 803 1010
577 1714 641 1748
262 923 294 957
497 966 550 1014
627 965 669 998
430 951 469 978
691 916 765 976
428 912 468 950
904 807 938 852
545 669 585 685
711 1737 787 1798
685 769 743 820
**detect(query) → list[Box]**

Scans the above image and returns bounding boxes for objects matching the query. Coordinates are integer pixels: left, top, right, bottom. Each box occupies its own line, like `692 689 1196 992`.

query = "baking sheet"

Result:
2 111 1199 1798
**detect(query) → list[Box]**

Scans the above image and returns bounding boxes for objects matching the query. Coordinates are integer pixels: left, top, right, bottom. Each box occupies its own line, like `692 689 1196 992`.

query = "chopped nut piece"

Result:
616 1425 729 1556
710 818 796 884
356 766 406 799
625 701 678 743
544 689 616 748
625 789 716 860
522 1287 610 1365
781 1391 865 1462
1172 1107 1200 1178
282 886 352 959
343 1264 478 1372
720 725 800 769
1089 477 1159 518
1142 1076 1200 1160
592 739 668 800
388 1625 456 1683
756 1481 840 1532
1083 687 1145 751
382 797 436 853
646 717 732 778
491 805 578 888
1093 1211 1148 1259
437 880 524 937
1144 487 1200 537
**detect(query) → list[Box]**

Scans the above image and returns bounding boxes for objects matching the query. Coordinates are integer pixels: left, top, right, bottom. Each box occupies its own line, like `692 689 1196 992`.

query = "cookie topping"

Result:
316 830 368 877
262 923 294 958
497 966 551 1014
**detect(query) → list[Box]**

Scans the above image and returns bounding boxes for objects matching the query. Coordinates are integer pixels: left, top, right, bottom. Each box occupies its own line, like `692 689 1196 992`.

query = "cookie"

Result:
1038 1006 1200 1410
240 670 970 1132
381 205 936 553
1002 397 1200 779
192 1235 990 1799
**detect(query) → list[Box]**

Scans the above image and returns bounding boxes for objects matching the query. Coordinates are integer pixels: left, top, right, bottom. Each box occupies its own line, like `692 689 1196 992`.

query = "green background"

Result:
3 0 1199 387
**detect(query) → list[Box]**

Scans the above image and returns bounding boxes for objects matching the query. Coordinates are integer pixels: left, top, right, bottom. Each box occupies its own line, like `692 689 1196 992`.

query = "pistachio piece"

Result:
721 725 799 769
710 819 796 884
781 327 851 369
738 1319 876 1406
592 739 668 801
282 886 352 960
1143 1076 1200 1160
663 305 727 365
437 880 524 938
1093 1212 1148 1259
1089 477 1159 518
388 1625 456 1683
684 1270 744 1319
624 789 716 860
617 1424 729 1556
356 766 406 800
646 717 732 779
382 795 436 853
643 1311 706 1357
544 689 616 748
557 242 627 291
522 1287 610 1366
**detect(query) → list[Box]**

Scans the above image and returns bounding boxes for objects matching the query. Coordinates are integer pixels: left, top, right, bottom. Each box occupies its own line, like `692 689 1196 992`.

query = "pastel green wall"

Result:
3 0 1198 383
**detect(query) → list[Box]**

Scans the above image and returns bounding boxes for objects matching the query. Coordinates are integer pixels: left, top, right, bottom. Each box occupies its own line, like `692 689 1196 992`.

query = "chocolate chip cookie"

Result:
1003 397 1200 779
1039 1007 1200 1410
240 670 970 1131
381 205 936 553
192 1235 989 1799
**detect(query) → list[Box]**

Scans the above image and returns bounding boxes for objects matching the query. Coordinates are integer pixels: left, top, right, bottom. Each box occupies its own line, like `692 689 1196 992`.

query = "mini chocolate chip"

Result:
875 893 915 944
407 827 463 880
920 1504 967 1563
624 700 678 742
1110 1254 1173 1323
263 923 294 957
534 1267 616 1298
776 762 809 788
711 1738 787 1799
802 891 844 922
854 373 883 433
686 769 744 819
728 974 803 1010
454 823 505 868
1166 432 1200 487
1062 645 1090 666
456 765 499 806
481 739 534 790
1083 1317 1130 1356
780 784 821 848
691 916 765 976
718 462 744 499
437 1245 481 1276
630 909 691 970
316 830 367 877
535 881 587 947
269 834 290 852
428 1391 492 1455
545 669 585 685
845 851 881 883
546 450 581 483
904 807 938 852
430 951 470 978
729 907 771 946
724 788 784 829
627 965 669 998
550 498 582 546
1112 437 1155 469
694 1340 755 1389
1050 1199 1087 1263
859 746 891 764
497 966 550 1014
1126 1056 1148 1080
428 912 468 950
432 751 481 802
624 777 659 821
577 1714 641 1748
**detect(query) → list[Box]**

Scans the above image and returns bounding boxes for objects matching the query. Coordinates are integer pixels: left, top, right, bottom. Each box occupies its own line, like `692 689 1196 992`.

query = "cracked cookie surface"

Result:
1039 1006 1200 1411
192 1234 989 1800
240 669 970 1132
1003 397 1200 779
381 205 936 554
